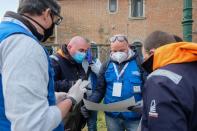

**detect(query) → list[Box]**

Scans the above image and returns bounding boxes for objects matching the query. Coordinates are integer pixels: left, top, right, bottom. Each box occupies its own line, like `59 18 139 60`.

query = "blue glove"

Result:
86 48 93 64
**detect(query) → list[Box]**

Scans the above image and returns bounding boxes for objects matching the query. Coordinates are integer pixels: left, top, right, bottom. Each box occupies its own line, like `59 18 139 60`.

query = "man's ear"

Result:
149 48 155 55
43 8 51 22
67 44 71 50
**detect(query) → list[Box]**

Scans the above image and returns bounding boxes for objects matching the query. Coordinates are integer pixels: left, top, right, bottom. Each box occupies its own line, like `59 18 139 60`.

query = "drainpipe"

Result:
182 0 193 42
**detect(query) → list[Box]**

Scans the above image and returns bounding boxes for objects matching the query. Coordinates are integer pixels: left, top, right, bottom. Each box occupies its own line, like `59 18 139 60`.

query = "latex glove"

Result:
80 105 90 119
67 79 89 104
55 92 67 103
90 59 101 75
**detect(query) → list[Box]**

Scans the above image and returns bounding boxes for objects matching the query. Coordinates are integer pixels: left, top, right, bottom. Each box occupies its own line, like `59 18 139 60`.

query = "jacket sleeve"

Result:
142 70 189 131
2 34 61 131
88 61 108 103
50 57 71 92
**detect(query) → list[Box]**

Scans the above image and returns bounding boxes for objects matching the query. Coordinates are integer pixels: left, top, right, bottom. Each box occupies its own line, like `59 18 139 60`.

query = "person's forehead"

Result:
111 42 128 51
111 41 128 47
72 42 89 50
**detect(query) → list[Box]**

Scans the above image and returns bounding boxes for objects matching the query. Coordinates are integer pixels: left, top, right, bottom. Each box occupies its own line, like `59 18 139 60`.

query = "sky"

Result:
0 0 19 19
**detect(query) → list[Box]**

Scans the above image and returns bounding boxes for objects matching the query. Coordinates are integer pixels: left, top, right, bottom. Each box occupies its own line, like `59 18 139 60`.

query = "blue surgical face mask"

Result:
72 51 86 63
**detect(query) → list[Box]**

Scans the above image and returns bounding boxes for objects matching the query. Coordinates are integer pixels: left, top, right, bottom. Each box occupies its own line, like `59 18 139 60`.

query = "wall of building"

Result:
56 0 197 44
193 0 197 42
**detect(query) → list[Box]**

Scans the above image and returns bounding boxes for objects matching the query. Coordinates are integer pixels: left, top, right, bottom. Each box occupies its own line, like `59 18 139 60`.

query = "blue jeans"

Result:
105 115 140 131
87 111 97 131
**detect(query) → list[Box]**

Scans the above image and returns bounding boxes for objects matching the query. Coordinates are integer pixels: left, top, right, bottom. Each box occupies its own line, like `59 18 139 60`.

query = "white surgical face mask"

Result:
111 51 128 63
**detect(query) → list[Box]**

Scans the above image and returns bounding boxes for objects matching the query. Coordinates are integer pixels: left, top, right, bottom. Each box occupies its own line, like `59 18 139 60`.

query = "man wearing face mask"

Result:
0 0 89 131
50 36 90 130
82 34 143 131
50 36 90 92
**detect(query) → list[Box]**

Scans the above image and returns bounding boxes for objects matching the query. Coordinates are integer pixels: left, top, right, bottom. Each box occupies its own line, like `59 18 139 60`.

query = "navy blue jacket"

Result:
142 62 197 131
50 51 86 92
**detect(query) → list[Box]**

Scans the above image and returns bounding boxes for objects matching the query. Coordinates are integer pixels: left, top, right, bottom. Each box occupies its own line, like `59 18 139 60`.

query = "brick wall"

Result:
56 0 197 44
193 0 197 42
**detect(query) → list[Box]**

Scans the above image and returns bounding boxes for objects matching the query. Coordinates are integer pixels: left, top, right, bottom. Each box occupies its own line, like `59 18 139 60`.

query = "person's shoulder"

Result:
1 34 48 70
166 61 197 75
50 54 60 62
9 34 42 48
164 62 197 89
102 59 112 68
147 68 182 85
2 34 44 54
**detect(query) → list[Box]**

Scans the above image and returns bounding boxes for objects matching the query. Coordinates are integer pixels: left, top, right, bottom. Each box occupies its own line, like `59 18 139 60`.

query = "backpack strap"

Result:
101 58 111 74
134 54 147 85
50 55 59 62
83 66 91 80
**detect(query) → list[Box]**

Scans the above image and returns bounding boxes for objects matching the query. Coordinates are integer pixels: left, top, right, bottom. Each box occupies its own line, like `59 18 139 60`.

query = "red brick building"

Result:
54 0 197 45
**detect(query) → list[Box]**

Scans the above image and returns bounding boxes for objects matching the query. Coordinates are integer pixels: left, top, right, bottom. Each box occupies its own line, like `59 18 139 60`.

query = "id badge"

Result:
133 86 141 93
112 82 122 97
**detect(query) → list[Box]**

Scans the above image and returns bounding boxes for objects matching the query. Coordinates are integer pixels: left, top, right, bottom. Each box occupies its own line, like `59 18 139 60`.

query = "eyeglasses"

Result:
109 35 128 43
51 11 63 25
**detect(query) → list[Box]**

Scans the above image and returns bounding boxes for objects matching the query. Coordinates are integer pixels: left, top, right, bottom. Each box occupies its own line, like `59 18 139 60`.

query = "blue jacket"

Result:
0 21 63 131
89 57 142 120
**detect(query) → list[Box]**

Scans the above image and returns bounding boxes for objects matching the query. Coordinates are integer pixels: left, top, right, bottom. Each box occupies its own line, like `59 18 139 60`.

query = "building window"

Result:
130 0 144 17
109 0 118 13
90 42 99 59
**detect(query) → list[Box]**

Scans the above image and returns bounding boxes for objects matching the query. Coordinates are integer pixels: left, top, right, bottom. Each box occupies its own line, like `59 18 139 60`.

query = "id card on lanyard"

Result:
112 63 129 97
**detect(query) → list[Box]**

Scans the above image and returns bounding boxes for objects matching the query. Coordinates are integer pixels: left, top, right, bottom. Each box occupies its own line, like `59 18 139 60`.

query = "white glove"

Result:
55 92 67 103
67 79 89 104
90 59 101 75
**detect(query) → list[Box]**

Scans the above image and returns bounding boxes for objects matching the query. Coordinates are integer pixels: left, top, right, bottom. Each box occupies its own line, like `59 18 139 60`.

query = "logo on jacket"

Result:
148 99 158 118
132 71 140 76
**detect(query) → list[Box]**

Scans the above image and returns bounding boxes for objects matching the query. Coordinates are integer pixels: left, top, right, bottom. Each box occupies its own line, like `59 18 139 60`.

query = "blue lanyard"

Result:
113 62 129 81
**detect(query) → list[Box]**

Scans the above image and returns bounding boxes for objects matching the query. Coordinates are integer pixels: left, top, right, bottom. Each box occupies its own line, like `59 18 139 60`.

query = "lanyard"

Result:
113 62 129 81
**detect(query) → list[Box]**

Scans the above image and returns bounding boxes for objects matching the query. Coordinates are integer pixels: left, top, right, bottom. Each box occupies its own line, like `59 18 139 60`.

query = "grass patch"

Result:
82 111 107 131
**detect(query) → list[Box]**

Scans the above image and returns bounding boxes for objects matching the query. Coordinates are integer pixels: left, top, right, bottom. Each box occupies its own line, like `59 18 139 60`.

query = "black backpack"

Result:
63 101 86 131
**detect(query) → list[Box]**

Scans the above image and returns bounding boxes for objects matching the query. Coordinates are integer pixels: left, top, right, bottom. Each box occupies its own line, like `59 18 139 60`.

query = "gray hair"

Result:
18 0 60 16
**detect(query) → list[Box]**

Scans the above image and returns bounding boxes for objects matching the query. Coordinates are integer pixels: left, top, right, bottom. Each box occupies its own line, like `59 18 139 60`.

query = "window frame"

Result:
90 44 99 59
108 0 118 14
129 0 145 19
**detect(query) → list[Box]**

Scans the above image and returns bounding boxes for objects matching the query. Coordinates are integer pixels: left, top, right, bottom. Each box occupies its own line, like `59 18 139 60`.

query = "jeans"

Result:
87 111 97 131
105 115 140 131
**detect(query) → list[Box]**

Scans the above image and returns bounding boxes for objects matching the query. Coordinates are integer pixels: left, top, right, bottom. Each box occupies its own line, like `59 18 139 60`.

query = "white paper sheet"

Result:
83 97 136 112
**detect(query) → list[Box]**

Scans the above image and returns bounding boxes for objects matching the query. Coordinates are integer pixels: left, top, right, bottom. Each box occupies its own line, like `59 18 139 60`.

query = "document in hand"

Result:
83 97 136 112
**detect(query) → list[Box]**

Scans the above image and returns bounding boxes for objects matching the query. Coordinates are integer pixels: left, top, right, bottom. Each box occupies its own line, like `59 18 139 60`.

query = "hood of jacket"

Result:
153 42 197 70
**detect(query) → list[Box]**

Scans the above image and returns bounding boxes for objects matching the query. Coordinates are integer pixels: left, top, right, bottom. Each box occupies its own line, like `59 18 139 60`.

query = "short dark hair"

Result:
144 30 176 53
18 0 60 16
173 35 183 42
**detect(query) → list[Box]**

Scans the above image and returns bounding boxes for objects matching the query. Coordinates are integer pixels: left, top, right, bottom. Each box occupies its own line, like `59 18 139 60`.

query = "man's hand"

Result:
128 101 143 113
90 59 101 75
55 92 67 103
67 79 89 104
80 105 90 119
